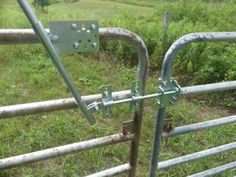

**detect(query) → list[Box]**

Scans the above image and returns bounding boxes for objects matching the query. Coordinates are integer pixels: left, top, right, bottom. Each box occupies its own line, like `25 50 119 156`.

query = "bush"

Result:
103 0 236 84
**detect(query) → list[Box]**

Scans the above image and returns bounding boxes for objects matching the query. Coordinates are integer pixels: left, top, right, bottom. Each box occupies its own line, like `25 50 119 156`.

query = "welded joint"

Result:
157 78 181 107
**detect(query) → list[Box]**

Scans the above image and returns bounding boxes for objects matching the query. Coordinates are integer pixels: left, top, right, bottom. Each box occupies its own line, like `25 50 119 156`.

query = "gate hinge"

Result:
122 120 134 135
157 78 181 107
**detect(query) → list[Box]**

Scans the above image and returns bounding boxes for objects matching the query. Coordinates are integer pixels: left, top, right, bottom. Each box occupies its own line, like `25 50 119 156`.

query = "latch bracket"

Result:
157 78 181 107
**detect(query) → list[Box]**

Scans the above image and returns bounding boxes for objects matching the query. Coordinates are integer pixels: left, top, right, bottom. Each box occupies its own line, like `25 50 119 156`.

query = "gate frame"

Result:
149 32 236 177
0 27 149 177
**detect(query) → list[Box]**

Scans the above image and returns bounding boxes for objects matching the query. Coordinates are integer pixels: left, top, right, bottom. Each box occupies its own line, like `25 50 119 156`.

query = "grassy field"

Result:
0 0 235 176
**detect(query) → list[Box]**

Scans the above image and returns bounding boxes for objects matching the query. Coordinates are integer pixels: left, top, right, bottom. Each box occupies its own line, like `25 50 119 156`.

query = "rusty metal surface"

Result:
0 28 149 177
0 29 40 44
0 133 133 170
162 115 236 137
0 90 131 119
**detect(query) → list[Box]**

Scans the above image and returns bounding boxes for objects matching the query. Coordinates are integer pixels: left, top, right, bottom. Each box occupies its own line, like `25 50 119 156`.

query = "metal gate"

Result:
0 0 149 176
1 0 236 176
148 32 236 177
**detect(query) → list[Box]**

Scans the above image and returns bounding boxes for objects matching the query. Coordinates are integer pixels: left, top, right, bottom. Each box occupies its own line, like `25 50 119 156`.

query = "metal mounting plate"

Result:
49 21 99 54
157 78 181 107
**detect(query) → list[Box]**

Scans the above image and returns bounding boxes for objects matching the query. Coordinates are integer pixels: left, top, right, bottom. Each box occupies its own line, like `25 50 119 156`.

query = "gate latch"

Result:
157 78 181 107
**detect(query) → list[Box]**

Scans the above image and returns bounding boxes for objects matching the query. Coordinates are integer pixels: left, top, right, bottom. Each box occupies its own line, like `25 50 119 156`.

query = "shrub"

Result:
102 0 236 85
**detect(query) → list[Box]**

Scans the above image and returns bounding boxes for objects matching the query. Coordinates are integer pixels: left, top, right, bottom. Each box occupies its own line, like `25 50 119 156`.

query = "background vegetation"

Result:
0 0 235 176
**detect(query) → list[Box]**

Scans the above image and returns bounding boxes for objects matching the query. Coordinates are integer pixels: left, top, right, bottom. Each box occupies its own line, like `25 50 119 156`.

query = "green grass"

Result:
0 1 235 177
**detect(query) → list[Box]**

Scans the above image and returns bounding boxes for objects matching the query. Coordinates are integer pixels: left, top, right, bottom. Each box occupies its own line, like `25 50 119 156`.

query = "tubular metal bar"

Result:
162 115 236 137
188 161 236 177
182 80 236 95
85 163 131 177
0 28 149 177
0 81 234 119
99 28 149 177
17 0 96 125
149 32 236 177
0 90 131 119
1 80 236 119
0 133 133 170
157 142 236 170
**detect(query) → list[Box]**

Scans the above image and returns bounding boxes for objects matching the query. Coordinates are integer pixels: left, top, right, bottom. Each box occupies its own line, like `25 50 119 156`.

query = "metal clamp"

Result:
157 78 181 107
101 85 113 117
130 81 140 111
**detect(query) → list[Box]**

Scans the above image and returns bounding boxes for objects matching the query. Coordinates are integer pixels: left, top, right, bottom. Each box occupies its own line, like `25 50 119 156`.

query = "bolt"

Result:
73 42 79 49
71 23 78 30
91 24 96 30
51 35 59 42
92 42 97 48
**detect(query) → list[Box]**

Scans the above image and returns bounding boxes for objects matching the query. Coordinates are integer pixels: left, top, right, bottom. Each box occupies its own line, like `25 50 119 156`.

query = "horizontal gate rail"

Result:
162 115 236 137
85 163 131 177
157 142 236 170
1 80 236 119
0 133 133 170
188 161 236 177
182 80 236 95
0 90 131 119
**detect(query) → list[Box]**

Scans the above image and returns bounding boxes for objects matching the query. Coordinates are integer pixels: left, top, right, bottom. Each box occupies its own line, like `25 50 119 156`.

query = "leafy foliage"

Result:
103 0 236 85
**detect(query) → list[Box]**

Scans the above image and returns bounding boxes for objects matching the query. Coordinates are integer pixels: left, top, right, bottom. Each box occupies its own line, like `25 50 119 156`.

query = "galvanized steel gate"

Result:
0 0 236 176
148 32 236 177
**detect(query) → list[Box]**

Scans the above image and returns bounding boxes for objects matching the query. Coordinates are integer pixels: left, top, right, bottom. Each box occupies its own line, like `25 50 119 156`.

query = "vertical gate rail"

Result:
149 32 236 177
0 28 149 177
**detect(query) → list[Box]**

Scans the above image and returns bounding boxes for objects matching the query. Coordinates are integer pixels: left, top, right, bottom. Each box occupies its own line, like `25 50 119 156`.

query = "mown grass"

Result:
0 1 235 176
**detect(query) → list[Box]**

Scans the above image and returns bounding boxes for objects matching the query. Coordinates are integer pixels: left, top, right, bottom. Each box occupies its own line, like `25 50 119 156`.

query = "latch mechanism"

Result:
157 78 181 107
101 85 113 117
